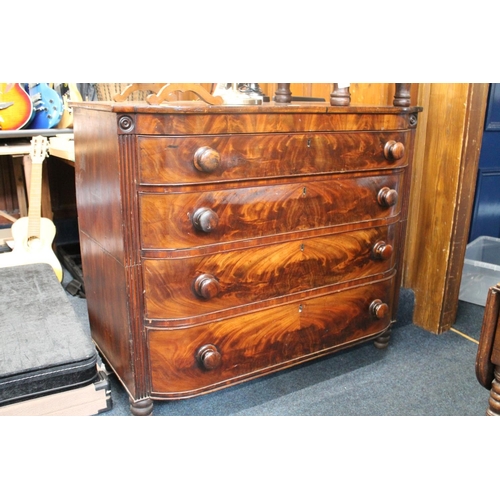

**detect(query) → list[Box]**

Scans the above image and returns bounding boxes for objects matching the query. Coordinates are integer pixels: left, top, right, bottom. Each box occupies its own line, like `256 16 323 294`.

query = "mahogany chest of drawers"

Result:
73 97 420 415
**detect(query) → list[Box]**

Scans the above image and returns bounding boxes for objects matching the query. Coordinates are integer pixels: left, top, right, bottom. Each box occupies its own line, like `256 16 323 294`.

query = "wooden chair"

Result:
476 282 500 416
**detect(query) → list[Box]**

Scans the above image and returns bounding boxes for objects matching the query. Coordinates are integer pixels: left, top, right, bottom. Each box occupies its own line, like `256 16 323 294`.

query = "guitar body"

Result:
0 217 63 282
28 83 63 129
0 83 34 130
56 83 83 129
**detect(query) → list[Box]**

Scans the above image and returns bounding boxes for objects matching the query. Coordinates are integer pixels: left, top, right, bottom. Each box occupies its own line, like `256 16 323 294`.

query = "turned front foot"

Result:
130 397 153 416
486 366 500 416
374 329 391 349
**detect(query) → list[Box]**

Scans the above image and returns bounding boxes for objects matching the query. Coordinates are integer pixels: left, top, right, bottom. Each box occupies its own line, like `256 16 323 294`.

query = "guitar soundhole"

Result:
27 236 42 250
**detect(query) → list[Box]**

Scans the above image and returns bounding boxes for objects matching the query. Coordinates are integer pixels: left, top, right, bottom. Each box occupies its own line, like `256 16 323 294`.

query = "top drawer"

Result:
138 131 410 185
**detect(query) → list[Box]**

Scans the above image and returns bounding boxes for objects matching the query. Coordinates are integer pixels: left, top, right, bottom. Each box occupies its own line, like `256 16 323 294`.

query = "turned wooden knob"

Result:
193 146 221 173
370 299 389 320
384 140 405 161
192 207 219 233
193 274 220 300
372 241 394 260
197 344 222 370
377 187 398 207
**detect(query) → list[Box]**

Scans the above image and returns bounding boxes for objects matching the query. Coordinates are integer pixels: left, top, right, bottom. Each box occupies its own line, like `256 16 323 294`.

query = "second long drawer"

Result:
140 171 404 251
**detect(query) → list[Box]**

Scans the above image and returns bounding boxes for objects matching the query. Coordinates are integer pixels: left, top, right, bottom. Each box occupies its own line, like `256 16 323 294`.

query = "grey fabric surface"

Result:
0 263 96 378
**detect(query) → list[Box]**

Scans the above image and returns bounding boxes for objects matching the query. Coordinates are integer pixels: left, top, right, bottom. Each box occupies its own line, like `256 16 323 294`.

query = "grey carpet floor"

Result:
64 281 490 416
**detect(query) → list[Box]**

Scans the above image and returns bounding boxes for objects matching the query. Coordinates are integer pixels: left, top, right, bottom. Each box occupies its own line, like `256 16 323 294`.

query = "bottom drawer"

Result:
148 274 395 398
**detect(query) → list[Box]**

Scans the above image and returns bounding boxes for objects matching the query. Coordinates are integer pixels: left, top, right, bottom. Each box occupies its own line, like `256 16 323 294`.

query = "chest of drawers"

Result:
73 97 420 415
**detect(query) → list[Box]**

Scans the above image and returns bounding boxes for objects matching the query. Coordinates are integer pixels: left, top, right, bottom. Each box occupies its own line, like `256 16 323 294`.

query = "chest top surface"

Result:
72 101 421 136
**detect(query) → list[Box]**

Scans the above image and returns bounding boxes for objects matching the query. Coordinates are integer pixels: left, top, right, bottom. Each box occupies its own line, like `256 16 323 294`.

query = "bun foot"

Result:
374 329 391 349
130 397 153 416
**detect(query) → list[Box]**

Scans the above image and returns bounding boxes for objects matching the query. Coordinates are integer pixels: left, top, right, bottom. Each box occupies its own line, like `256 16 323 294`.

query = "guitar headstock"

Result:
30 135 49 164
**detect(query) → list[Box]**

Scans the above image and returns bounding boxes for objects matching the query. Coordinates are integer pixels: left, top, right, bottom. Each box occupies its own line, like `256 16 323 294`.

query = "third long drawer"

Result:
143 223 399 323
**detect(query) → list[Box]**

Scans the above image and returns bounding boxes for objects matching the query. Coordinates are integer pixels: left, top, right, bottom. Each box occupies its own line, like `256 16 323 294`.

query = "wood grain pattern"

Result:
140 172 403 251
403 84 489 332
148 274 395 397
143 224 398 322
74 109 125 261
132 109 412 136
79 232 137 395
138 131 410 185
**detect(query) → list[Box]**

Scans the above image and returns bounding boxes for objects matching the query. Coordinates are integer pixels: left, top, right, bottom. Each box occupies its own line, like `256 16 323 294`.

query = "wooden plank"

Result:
403 83 489 333
0 144 31 156
49 135 75 163
440 84 489 329
402 84 431 289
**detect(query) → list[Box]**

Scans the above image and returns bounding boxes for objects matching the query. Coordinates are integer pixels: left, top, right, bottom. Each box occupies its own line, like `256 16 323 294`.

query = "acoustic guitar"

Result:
28 83 63 129
0 83 34 130
0 136 63 282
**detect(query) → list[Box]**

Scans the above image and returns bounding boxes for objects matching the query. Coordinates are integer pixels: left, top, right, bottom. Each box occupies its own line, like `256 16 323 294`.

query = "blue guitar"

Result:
28 83 63 129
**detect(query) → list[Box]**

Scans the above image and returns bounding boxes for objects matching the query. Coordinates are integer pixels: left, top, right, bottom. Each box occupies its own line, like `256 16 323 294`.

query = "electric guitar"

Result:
0 136 63 282
0 83 33 130
28 83 63 129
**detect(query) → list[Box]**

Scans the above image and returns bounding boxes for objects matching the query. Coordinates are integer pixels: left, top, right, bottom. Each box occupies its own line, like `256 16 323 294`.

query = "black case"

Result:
0 263 104 408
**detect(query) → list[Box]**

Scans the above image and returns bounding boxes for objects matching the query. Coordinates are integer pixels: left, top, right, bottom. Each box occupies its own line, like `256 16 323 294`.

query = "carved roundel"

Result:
409 113 418 128
118 115 135 132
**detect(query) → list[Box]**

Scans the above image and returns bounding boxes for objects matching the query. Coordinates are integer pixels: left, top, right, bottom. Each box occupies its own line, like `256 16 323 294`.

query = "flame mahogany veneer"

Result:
73 98 420 415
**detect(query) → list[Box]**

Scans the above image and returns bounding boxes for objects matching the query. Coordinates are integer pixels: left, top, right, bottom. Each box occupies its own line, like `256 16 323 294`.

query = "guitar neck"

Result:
27 159 43 239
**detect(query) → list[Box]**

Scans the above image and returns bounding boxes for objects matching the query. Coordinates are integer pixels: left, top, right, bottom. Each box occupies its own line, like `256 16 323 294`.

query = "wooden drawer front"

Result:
138 132 409 185
148 275 395 397
143 224 397 321
140 172 403 250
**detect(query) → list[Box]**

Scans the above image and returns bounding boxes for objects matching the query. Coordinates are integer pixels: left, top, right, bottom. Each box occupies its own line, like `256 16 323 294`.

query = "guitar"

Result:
56 83 83 129
0 83 34 130
28 83 63 129
0 136 63 282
